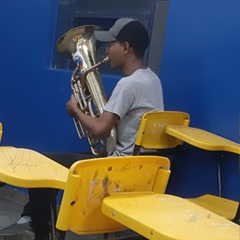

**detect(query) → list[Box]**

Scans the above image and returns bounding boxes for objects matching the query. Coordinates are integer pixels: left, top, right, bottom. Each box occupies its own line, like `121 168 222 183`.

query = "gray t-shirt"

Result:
103 68 164 156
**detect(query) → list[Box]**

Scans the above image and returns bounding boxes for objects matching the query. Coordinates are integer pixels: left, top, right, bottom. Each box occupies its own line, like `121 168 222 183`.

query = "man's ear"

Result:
123 42 130 52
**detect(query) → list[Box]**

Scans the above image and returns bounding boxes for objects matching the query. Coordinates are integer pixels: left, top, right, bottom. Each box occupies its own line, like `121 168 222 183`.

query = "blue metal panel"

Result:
160 0 239 199
160 0 239 142
0 0 86 152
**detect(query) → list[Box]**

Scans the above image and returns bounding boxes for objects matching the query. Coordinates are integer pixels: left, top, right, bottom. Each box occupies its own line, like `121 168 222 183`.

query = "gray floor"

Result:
0 186 94 239
0 186 140 240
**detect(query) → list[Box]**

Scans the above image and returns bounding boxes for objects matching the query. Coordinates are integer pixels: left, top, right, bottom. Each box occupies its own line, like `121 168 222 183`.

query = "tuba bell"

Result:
56 25 117 156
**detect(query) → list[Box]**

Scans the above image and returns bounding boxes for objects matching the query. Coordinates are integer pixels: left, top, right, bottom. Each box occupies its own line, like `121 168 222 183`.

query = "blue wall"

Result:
0 1 239 200
160 0 239 200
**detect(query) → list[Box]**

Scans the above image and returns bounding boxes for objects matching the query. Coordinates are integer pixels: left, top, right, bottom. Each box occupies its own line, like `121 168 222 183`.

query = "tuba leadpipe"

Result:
56 25 117 156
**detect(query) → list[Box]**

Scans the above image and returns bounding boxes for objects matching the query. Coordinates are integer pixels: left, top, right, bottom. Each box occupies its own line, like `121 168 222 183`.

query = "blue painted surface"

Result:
0 0 239 200
160 0 239 200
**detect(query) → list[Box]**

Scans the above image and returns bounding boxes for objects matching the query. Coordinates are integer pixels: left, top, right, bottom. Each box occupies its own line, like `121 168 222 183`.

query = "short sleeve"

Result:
103 82 134 119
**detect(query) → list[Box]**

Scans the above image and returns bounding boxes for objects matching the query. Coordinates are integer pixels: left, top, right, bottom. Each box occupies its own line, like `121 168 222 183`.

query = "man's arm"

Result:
66 94 119 138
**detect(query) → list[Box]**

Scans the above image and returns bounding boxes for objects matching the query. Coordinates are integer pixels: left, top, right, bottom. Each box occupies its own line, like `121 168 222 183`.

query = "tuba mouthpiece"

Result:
101 56 109 64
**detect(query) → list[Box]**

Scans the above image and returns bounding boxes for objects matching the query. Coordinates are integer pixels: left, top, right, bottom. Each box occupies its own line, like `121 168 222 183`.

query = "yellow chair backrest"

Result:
0 123 2 143
134 111 190 154
56 155 171 235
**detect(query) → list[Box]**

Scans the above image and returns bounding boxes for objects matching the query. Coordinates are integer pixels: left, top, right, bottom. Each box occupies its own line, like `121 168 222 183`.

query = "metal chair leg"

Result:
49 189 57 240
55 229 66 240
232 201 240 223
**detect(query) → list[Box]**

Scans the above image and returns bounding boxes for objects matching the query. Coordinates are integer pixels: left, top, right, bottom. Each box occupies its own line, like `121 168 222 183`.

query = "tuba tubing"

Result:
56 25 117 156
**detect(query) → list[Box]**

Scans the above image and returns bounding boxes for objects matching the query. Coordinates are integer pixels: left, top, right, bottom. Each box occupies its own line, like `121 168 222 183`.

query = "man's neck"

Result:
123 58 146 76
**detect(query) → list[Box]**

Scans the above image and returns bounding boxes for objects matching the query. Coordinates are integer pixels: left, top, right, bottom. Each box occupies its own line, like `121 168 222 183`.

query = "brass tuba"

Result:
56 25 117 156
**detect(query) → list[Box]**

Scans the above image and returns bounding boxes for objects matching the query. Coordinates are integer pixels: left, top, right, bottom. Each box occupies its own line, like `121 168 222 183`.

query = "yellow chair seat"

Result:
188 194 239 220
166 125 240 154
102 192 239 240
165 125 240 222
56 155 171 236
0 147 68 189
0 145 238 240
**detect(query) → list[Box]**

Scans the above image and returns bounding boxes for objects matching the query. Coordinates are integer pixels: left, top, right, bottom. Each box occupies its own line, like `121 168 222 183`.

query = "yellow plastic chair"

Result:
0 147 68 189
165 125 240 223
166 125 240 154
187 194 240 223
0 147 238 239
0 122 2 143
0 147 69 238
102 192 239 240
133 111 239 223
133 111 190 155
55 155 171 239
0 147 171 239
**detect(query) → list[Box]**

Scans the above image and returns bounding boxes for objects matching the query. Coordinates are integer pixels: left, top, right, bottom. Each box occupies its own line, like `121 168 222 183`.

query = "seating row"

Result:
0 111 239 239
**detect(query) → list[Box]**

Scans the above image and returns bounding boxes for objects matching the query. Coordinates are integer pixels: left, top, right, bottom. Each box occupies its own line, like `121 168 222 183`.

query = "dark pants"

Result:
21 153 94 236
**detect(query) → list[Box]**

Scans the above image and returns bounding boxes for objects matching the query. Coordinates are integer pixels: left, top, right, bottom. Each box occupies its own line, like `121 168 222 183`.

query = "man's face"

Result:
105 41 125 69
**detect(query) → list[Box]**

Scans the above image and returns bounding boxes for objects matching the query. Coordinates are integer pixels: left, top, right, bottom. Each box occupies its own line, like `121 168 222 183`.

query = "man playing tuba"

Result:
0 18 164 240
67 18 164 157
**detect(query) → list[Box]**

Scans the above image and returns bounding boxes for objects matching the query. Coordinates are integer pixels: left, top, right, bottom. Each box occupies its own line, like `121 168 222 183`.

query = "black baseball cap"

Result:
94 18 149 52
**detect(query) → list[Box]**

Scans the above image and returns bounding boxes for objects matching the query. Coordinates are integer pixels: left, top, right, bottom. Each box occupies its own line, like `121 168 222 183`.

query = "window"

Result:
50 0 169 75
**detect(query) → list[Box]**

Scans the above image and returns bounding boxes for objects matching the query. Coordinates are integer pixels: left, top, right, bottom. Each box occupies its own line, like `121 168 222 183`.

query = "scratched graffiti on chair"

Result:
86 172 114 207
86 170 101 206
0 148 61 176
86 162 154 209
